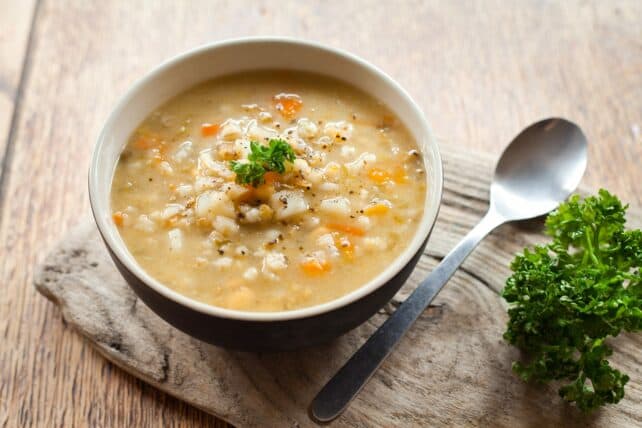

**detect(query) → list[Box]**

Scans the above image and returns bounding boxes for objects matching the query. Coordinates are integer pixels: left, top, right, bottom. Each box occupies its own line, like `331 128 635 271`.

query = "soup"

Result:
111 71 426 311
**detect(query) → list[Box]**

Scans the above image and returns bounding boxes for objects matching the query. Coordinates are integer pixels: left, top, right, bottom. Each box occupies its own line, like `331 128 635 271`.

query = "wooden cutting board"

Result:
34 146 641 427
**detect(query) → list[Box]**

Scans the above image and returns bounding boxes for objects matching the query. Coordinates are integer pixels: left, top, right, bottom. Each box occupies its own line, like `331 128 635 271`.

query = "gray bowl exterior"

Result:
103 234 430 352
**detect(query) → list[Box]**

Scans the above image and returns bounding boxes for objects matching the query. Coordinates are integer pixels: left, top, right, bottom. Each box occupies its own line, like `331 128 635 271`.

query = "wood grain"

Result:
0 0 36 181
1 0 641 427
33 146 642 427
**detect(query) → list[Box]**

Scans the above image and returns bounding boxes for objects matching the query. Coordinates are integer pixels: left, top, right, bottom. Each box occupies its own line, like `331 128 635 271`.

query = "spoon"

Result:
310 118 588 422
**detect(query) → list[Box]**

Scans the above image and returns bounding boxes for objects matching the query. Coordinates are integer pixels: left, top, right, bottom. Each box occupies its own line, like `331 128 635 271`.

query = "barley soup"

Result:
111 71 426 311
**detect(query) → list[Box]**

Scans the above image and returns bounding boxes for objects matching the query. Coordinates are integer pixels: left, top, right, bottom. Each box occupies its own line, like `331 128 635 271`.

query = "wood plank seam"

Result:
0 0 41 216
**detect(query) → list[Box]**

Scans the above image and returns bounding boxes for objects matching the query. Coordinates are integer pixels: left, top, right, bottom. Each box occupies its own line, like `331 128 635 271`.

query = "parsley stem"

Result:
584 226 600 266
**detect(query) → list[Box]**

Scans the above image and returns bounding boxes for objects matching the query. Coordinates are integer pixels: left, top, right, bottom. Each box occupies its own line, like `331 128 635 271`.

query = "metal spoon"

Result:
310 118 588 423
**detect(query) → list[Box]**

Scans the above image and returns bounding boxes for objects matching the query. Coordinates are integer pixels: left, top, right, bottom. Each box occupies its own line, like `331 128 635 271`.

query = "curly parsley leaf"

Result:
502 189 642 412
229 160 266 187
248 139 296 173
230 139 296 186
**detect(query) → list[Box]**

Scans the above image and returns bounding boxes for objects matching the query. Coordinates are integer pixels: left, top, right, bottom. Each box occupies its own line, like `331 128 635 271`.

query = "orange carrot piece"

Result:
368 166 408 184
300 258 331 275
112 212 124 227
254 183 275 200
263 171 281 185
393 166 408 184
273 93 303 120
367 167 391 184
201 123 219 137
134 136 156 150
364 204 390 216
327 223 366 236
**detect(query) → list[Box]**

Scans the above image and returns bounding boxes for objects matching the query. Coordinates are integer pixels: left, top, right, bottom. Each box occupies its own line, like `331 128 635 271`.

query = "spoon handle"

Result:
310 209 505 423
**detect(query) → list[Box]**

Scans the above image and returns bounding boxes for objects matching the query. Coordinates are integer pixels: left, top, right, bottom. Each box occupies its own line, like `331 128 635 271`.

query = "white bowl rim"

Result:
89 36 443 322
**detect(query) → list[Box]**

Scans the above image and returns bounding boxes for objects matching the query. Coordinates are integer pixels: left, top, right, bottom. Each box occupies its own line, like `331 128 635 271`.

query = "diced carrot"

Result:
367 167 391 184
133 131 163 150
112 212 124 227
201 123 219 137
368 166 408 184
393 166 408 184
327 223 366 236
300 258 331 275
273 93 303 120
368 168 391 184
364 204 390 216
263 171 281 185
254 183 275 200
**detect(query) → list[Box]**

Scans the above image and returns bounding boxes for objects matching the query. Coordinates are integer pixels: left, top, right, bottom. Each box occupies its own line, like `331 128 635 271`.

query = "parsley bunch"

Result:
502 190 642 412
230 139 296 186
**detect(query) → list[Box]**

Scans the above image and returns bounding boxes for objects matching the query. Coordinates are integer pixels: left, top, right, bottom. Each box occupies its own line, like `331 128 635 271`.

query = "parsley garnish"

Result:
230 139 296 186
502 190 642 412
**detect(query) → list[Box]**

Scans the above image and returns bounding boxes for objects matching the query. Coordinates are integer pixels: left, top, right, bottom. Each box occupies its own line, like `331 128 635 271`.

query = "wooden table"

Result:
1 1 640 426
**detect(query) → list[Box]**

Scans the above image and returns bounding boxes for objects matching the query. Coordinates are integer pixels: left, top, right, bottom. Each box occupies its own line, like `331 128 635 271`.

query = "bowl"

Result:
89 37 443 351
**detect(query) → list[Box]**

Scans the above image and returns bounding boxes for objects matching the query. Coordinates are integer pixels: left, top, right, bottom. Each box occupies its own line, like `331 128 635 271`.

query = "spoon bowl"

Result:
491 118 588 221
